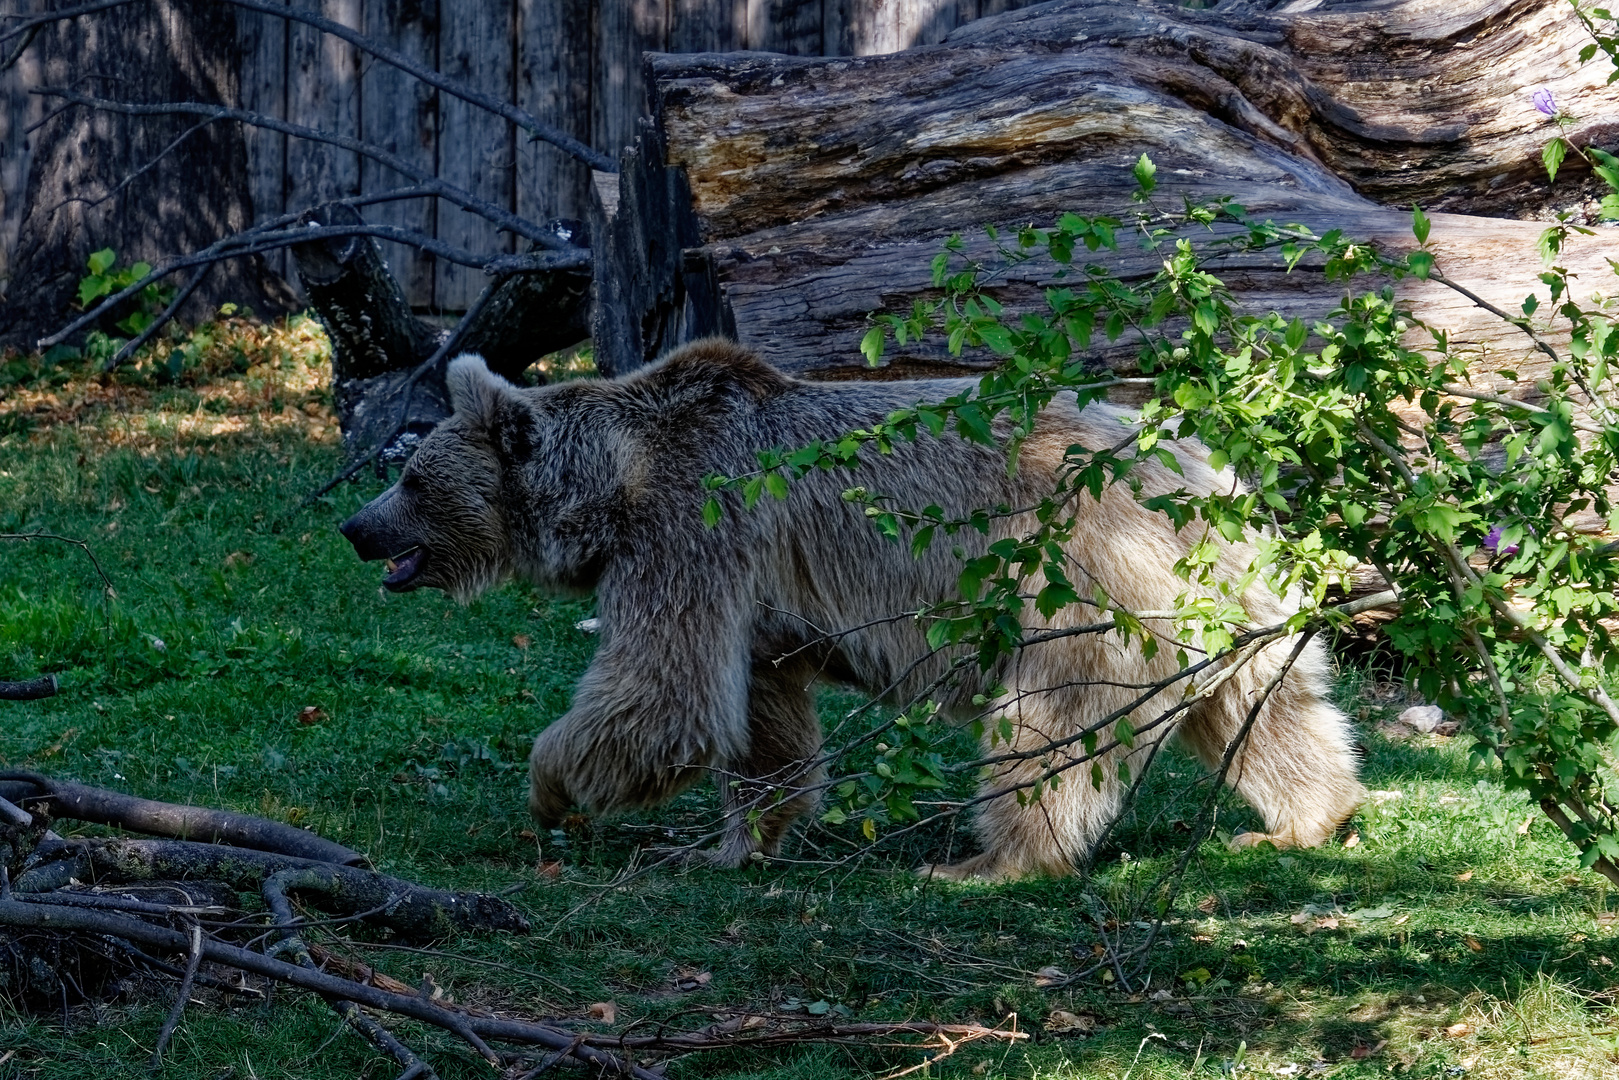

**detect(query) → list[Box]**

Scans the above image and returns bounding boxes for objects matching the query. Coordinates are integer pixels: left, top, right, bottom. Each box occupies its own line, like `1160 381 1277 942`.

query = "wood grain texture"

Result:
0 0 42 296
947 0 1619 214
595 0 1619 387
361 0 439 306
286 1 362 218
593 0 668 169
435 0 515 310
236 0 289 283
517 0 595 228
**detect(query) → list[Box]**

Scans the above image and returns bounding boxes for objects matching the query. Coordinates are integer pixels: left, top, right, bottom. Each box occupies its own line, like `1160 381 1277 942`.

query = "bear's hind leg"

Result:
702 658 825 869
925 692 1133 881
1180 638 1364 848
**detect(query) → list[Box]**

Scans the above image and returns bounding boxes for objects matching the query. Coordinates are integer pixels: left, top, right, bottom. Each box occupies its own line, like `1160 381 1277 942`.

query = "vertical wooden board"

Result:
516 0 593 231
746 0 820 54
669 0 745 53
0 2 41 296
287 0 361 251
823 0 853 55
436 0 516 310
238 0 289 283
362 0 438 307
592 0 667 169
848 0 959 54
912 0 962 47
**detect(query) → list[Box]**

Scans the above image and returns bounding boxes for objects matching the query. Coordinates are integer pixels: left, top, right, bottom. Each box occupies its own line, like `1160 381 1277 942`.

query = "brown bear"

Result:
339 338 1364 879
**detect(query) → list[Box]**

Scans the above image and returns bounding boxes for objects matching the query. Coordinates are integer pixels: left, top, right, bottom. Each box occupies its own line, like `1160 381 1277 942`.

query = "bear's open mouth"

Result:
383 547 426 591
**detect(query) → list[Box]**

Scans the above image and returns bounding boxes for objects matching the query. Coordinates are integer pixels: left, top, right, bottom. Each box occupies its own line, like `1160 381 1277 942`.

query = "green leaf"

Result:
1132 152 1157 197
860 326 885 367
976 321 1015 356
1407 251 1434 280
1411 204 1430 246
1522 293 1540 316
1543 137 1568 184
702 497 723 528
76 276 111 307
87 248 116 276
1284 317 1307 351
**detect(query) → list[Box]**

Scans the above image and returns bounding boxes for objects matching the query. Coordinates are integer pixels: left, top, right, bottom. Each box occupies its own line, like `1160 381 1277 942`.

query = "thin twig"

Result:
0 533 115 593
42 221 584 350
35 89 573 252
148 923 203 1069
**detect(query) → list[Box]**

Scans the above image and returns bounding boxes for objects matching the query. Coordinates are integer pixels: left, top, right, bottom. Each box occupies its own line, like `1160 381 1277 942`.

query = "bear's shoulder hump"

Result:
637 337 795 403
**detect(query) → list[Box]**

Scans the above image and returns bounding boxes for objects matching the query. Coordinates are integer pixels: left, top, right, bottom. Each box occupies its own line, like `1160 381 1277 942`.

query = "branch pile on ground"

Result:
0 772 1024 1076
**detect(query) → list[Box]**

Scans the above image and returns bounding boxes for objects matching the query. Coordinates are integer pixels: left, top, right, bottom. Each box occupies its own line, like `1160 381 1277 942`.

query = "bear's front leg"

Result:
527 724 576 828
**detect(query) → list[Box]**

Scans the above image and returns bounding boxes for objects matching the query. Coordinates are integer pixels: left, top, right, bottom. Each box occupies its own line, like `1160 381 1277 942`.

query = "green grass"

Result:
2 333 1618 1079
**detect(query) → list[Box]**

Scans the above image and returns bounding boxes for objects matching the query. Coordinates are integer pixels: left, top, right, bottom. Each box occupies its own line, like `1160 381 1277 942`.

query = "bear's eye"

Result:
400 472 424 492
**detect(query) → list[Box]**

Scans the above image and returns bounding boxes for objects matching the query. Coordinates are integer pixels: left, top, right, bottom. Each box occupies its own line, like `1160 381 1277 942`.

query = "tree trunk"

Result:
0 0 298 349
591 0 1619 382
291 203 590 456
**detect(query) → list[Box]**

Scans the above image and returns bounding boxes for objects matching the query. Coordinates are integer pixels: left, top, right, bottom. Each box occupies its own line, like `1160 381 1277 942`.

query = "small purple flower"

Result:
1484 524 1520 557
1532 88 1557 118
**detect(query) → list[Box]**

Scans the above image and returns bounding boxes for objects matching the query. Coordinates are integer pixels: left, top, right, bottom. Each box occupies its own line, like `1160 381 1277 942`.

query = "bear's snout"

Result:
339 498 403 563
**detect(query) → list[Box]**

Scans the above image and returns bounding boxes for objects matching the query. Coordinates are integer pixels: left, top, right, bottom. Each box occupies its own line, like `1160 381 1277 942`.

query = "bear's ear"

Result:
445 353 510 427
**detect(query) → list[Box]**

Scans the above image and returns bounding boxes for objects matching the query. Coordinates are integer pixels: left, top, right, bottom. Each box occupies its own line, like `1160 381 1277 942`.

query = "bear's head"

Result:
339 354 522 603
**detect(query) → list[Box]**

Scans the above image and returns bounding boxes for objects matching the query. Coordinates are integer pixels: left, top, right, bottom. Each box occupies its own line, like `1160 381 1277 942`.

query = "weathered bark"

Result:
0 675 56 701
591 0 1619 381
0 771 366 865
0 0 297 348
14 838 529 939
291 203 590 455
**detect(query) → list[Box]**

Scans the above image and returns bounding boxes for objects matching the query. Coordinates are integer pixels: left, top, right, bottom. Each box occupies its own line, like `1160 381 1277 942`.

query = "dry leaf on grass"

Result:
1445 1022 1475 1038
1044 1010 1097 1034
512 634 532 649
1455 870 1474 882
1032 966 1068 989
589 1001 617 1024
1349 1039 1387 1059
296 706 326 725
1463 934 1484 952
672 967 713 991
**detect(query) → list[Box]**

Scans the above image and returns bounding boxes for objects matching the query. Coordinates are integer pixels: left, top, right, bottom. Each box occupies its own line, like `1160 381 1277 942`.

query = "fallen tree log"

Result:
591 0 1619 382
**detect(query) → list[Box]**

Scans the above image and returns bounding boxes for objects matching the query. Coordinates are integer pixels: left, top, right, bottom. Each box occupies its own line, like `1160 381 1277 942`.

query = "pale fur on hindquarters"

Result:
338 339 1365 879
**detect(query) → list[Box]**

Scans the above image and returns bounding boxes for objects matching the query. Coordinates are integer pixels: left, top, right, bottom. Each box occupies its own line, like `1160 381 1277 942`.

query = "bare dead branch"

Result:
35 88 576 253
0 794 31 828
220 0 615 172
0 532 115 594
148 923 202 1069
0 900 521 1071
42 221 586 352
0 0 614 171
0 674 58 701
297 281 502 507
0 771 366 865
263 870 441 1080
12 837 528 937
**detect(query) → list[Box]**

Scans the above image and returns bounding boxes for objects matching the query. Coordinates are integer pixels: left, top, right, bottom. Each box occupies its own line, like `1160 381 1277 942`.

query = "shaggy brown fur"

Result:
340 339 1364 879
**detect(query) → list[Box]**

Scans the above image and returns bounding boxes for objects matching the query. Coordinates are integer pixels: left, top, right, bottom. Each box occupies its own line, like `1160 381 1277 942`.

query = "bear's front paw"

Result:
527 769 572 828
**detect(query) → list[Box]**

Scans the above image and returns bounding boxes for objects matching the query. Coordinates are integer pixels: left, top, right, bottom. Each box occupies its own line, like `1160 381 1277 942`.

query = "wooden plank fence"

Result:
1 0 1030 312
